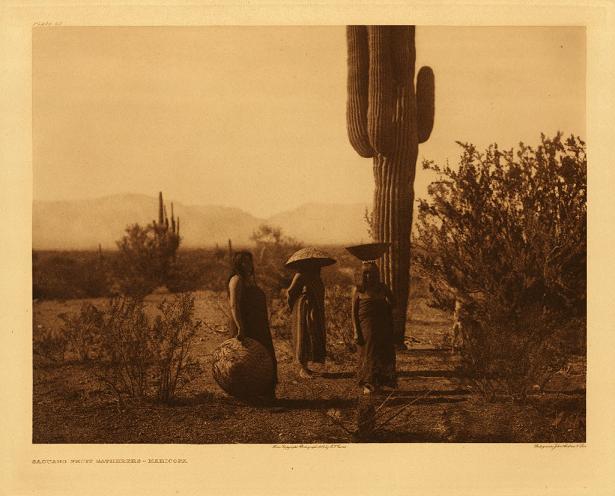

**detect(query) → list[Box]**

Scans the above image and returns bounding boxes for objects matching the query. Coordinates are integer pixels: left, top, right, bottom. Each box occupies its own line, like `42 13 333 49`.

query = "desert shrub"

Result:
96 297 152 398
268 296 290 337
326 284 356 362
113 224 163 296
408 265 431 300
321 264 355 288
414 133 586 402
33 251 113 300
250 224 302 300
151 294 203 403
165 250 228 293
92 294 202 403
59 302 104 362
33 324 68 362
113 192 181 296
80 258 111 297
31 247 230 300
32 253 82 299
165 258 204 293
52 292 203 403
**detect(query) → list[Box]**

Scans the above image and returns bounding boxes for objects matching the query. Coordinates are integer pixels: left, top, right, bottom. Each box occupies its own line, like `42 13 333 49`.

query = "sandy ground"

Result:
32 291 586 443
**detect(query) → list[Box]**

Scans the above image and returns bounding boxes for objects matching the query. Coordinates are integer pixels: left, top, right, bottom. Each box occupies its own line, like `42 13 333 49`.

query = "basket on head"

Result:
284 247 336 271
345 242 391 262
211 338 274 399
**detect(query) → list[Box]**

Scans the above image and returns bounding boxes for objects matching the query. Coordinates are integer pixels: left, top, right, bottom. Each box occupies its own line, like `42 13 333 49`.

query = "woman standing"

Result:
228 251 277 398
352 262 397 394
285 248 335 379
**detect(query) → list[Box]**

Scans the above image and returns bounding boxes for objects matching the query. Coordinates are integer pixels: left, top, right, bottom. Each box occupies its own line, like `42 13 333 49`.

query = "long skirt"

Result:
291 292 326 365
228 284 278 388
356 297 397 388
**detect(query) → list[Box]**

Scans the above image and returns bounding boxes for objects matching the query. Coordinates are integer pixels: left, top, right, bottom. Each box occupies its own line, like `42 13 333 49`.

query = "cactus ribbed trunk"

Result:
346 25 434 346
373 82 418 343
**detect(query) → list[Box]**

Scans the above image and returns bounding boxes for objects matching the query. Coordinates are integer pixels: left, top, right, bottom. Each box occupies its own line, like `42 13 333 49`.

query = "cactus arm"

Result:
346 26 374 158
416 66 435 144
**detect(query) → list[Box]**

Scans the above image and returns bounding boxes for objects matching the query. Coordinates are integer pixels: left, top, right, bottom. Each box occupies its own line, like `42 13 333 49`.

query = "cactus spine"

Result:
346 25 435 345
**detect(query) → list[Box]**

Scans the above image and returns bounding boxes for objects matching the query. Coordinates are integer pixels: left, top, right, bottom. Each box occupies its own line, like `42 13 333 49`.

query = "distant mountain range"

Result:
32 194 372 250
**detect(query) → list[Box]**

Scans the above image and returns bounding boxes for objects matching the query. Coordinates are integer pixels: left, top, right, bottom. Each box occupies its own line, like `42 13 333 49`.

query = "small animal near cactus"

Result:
346 26 435 345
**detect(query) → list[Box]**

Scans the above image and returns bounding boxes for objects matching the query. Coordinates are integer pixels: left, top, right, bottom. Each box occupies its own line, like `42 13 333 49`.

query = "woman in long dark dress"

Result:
286 264 327 379
228 251 277 398
352 262 397 394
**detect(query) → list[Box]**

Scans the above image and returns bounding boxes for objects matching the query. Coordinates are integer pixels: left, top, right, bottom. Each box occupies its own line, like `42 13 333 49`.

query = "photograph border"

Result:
2 1 614 495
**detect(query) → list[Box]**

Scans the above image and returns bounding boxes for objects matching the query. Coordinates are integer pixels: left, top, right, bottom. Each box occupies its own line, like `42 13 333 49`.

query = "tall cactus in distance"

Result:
346 25 435 347
152 191 181 282
158 191 164 226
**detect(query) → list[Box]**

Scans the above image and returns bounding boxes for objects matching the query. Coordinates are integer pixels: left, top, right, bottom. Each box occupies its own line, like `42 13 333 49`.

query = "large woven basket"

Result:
345 242 390 261
211 338 274 399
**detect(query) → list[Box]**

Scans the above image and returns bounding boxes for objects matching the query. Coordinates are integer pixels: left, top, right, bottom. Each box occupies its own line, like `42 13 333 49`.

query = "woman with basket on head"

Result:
347 243 397 394
285 247 336 379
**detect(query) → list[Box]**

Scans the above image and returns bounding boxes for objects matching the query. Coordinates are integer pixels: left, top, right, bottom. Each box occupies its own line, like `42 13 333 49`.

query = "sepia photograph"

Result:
30 24 587 445
3 0 615 493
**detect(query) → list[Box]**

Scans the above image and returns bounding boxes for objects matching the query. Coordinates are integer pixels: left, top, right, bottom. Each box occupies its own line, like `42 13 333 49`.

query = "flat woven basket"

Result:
345 242 390 261
211 337 274 399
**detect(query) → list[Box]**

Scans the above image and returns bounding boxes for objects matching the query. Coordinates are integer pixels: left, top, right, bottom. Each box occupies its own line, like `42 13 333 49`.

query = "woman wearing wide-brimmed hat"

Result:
285 247 336 379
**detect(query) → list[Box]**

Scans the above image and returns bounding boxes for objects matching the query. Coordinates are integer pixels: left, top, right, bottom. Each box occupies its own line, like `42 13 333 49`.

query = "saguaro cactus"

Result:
346 26 435 346
152 191 181 282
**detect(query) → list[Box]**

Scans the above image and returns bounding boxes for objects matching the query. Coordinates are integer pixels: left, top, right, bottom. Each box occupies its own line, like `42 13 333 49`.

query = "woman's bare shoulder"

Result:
229 274 242 290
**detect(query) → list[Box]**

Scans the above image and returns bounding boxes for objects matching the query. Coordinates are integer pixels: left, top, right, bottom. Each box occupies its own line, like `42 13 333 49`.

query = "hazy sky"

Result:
33 26 585 218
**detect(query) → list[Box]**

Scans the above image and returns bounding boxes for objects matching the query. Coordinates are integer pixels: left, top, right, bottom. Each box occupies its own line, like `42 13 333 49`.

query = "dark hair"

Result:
227 251 255 291
296 261 321 276
357 262 380 292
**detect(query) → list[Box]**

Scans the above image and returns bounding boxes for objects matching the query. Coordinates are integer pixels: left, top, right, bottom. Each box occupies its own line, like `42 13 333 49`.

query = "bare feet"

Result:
299 368 314 379
395 342 409 352
363 385 375 394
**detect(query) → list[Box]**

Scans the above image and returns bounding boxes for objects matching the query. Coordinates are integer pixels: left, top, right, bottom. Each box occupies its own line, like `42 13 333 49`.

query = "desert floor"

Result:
33 291 585 443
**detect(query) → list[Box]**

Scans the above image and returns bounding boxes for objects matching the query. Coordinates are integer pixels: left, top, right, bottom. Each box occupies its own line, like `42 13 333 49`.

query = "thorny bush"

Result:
33 324 68 363
414 133 586 402
250 223 303 301
57 294 202 404
325 285 356 363
114 221 181 297
151 295 203 403
59 302 103 362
